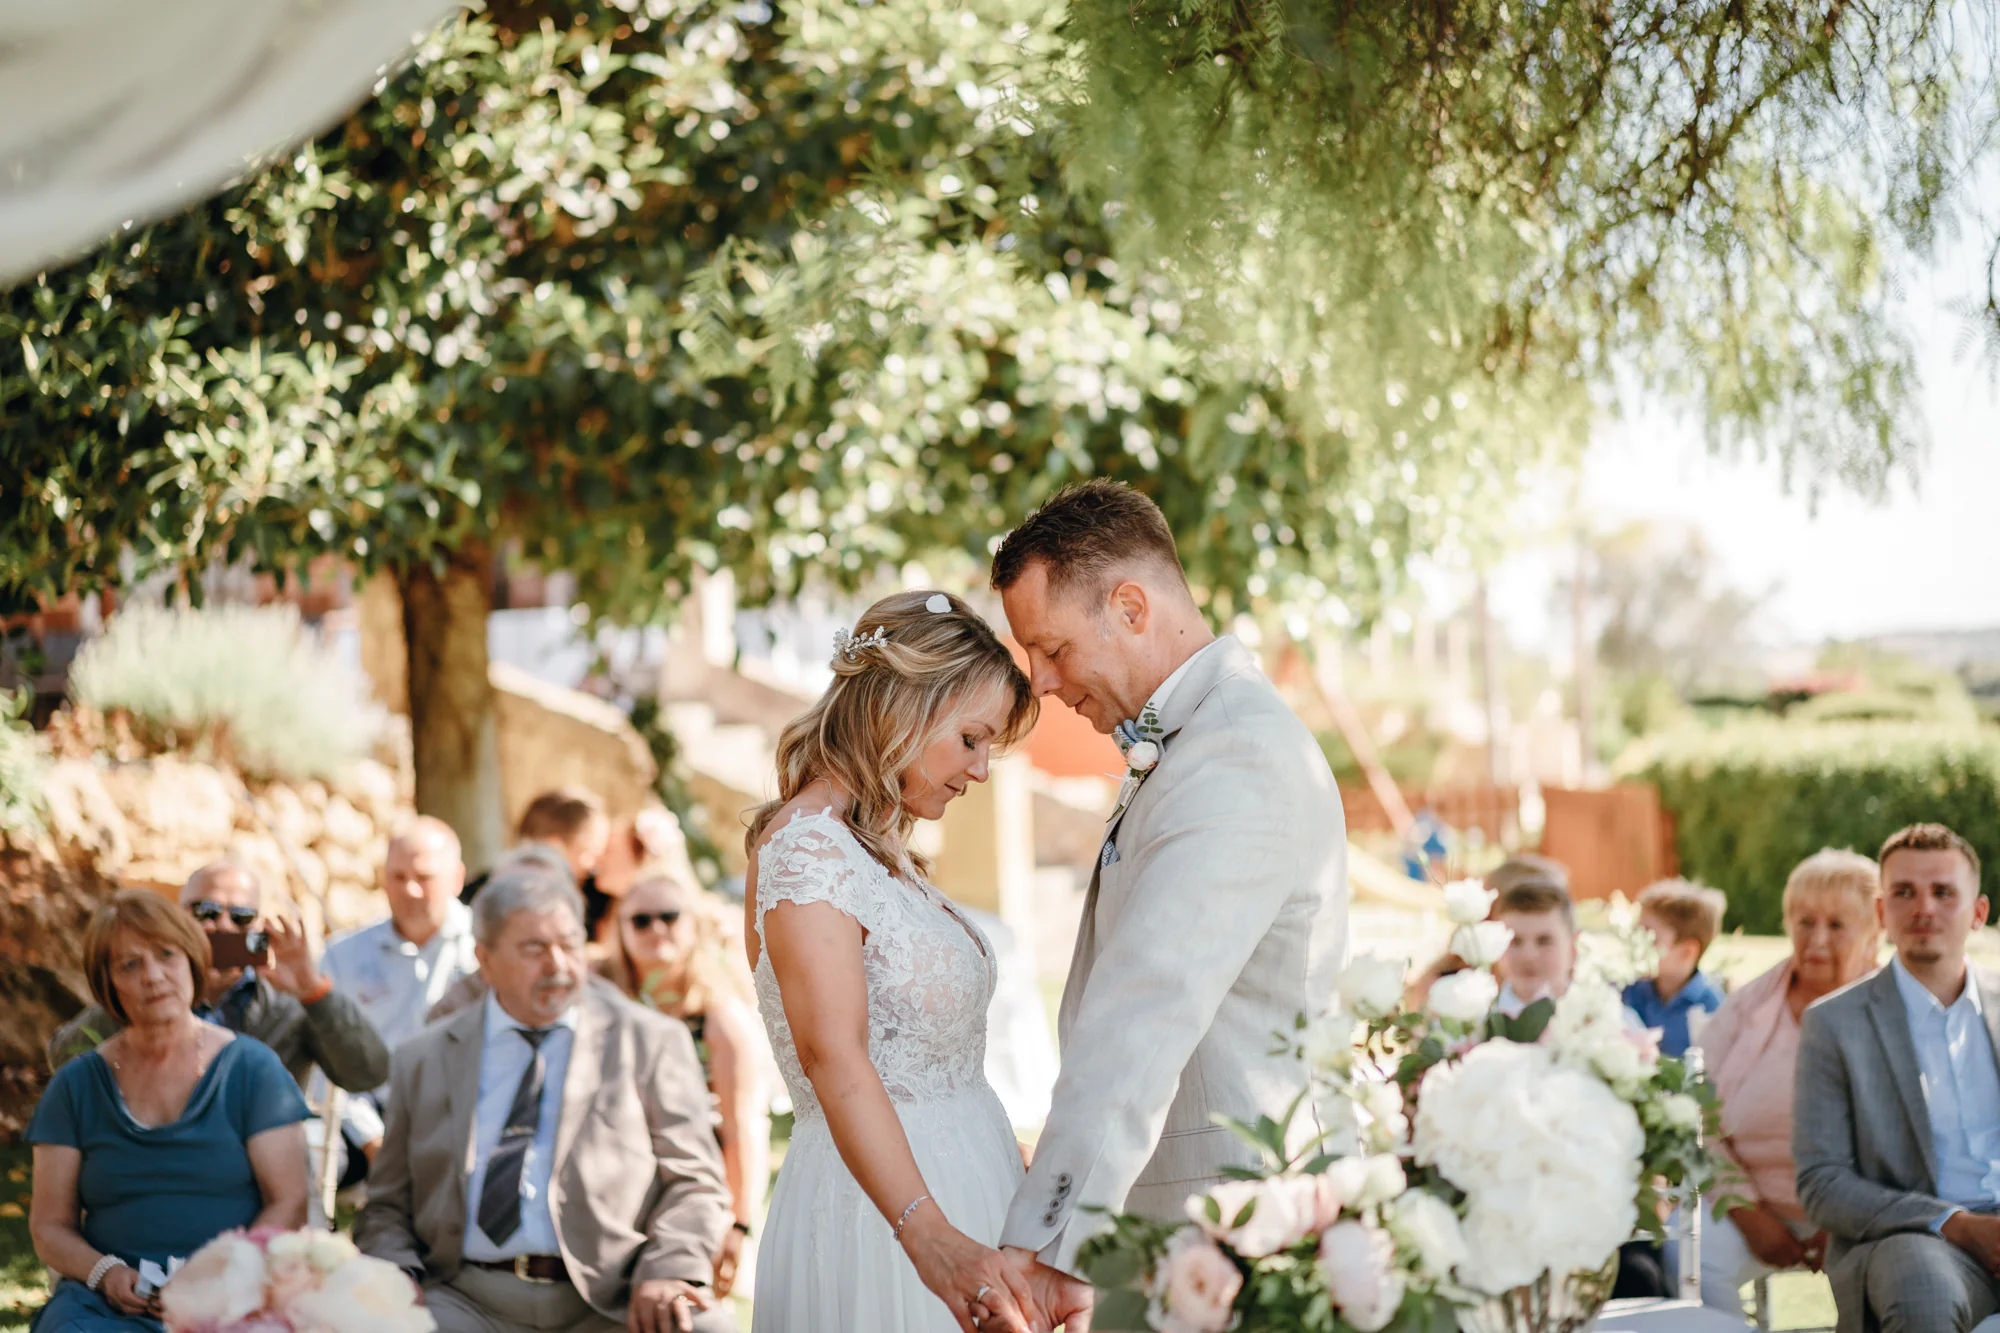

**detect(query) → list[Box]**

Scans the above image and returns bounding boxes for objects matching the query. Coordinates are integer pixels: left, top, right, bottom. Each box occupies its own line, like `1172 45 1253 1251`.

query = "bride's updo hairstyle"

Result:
746 590 1037 876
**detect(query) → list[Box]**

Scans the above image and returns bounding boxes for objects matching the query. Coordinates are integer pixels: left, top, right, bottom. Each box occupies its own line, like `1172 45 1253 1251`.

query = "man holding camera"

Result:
49 860 389 1098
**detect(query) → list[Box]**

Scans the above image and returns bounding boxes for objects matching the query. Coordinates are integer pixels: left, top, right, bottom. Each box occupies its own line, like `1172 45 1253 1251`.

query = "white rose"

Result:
1443 879 1498 925
1389 1190 1467 1280
1189 1177 1316 1257
1338 954 1407 1020
1301 1005 1359 1075
161 1232 267 1329
1659 1092 1703 1132
1356 1080 1409 1150
1449 921 1512 969
1318 1220 1406 1333
1126 740 1161 773
285 1255 434 1333
1321 1154 1407 1211
1426 969 1499 1025
1149 1229 1242 1333
305 1229 359 1273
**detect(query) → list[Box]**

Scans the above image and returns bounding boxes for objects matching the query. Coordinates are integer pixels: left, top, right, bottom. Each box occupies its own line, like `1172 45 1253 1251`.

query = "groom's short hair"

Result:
990 479 1186 602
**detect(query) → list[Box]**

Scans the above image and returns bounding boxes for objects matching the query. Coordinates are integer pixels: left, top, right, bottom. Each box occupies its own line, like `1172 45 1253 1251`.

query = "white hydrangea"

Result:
1412 1039 1643 1294
1543 981 1659 1094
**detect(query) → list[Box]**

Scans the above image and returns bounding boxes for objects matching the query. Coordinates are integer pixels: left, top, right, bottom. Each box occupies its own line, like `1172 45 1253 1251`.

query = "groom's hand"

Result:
999 1247 1094 1333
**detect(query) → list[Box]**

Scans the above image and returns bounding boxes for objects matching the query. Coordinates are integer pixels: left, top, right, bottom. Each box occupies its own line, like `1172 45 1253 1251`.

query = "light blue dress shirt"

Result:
462 992 576 1261
320 901 481 1143
1889 958 2000 1226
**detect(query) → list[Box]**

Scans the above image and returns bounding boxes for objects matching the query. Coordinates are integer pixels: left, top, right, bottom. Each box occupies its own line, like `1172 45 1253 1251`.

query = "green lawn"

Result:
1 1145 37 1332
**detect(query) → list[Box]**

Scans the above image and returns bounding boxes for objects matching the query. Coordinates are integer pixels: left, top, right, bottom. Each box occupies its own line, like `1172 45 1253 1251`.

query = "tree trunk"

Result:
398 544 505 873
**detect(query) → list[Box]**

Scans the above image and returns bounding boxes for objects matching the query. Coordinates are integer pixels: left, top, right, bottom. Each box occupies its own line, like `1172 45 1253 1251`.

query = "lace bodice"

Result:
751 809 997 1123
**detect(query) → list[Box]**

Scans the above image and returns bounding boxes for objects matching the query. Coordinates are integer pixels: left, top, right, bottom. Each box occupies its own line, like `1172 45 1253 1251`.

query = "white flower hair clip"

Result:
832 625 891 663
925 593 952 614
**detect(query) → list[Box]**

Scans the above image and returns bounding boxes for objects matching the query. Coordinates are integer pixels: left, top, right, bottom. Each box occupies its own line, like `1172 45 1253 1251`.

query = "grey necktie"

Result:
477 1026 553 1246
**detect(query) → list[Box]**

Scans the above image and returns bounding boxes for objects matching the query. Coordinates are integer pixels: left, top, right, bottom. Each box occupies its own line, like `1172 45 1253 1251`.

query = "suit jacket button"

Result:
1055 1173 1072 1189
1042 1211 1058 1226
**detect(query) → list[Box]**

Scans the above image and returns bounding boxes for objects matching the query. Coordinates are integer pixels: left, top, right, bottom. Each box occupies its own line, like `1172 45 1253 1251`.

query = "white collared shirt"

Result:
1890 957 2000 1210
462 993 577 1261
322 900 481 1060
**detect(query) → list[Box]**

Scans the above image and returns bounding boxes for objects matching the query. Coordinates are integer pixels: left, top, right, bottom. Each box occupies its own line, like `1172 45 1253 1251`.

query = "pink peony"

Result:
162 1232 268 1330
285 1254 434 1333
1187 1177 1317 1258
1149 1229 1242 1333
1319 1220 1406 1333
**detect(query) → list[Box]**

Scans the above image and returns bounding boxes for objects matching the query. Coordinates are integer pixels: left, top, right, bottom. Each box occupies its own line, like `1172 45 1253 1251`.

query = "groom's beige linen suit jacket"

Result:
1001 635 1348 1273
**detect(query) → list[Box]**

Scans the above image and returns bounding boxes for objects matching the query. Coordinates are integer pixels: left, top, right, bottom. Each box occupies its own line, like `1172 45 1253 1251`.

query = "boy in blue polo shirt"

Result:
1623 878 1728 1057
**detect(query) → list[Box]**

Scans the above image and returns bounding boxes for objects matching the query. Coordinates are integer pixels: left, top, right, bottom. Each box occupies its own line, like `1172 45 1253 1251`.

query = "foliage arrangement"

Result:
68 604 386 782
1080 881 1717 1332
0 688 45 840
1625 722 2000 933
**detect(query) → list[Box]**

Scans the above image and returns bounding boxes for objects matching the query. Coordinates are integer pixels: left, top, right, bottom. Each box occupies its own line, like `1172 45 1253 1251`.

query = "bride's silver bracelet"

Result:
891 1193 933 1244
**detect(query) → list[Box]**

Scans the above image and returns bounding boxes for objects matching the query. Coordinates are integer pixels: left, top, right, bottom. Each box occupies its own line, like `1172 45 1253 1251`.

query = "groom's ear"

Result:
1107 579 1150 634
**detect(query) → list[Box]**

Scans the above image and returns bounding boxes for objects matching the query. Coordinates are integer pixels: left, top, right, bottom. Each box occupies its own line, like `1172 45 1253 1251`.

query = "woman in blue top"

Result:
28 889 310 1331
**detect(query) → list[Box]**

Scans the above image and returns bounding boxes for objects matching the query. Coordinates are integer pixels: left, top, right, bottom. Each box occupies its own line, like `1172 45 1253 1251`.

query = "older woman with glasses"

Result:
28 890 311 1331
607 871 771 1299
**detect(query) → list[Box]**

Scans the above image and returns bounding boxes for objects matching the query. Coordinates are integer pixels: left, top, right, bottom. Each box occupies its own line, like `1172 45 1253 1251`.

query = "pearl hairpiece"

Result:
925 593 952 614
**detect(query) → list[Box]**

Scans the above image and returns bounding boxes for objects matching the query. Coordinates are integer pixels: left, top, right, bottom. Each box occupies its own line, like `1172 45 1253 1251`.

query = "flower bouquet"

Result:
161 1228 434 1333
1078 882 1719 1333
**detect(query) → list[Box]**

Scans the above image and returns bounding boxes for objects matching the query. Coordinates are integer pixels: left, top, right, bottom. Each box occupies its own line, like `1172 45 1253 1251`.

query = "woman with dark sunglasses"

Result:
606 872 772 1301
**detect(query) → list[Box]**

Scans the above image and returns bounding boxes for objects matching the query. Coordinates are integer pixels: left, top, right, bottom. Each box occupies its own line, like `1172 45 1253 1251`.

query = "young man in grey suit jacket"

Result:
1795 823 2000 1333
991 481 1349 1301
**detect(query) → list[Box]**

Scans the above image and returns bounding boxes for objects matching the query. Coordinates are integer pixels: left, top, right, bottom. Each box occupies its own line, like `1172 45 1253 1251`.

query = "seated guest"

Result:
1492 871 1581 1016
50 861 390 1098
606 870 770 1298
1697 849 1880 1319
320 817 481 1177
1796 823 2000 1333
1625 878 1729 1057
462 788 614 934
356 867 734 1333
28 890 310 1331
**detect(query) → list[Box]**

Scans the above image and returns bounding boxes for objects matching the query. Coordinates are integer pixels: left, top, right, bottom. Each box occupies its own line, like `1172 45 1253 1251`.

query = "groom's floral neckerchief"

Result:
1108 702 1164 824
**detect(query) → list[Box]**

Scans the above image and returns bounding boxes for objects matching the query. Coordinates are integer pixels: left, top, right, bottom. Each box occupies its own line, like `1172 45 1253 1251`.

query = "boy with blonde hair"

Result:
1624 878 1728 1056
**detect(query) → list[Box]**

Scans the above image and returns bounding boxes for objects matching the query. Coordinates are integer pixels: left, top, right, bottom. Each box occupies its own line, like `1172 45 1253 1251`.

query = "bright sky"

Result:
1487 191 2000 653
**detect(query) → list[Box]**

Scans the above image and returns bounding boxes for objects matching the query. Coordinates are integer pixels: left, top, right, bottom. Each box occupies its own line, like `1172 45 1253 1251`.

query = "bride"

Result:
744 590 1089 1333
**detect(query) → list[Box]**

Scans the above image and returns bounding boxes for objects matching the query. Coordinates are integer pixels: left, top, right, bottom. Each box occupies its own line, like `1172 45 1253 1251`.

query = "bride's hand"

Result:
898 1206 1037 1333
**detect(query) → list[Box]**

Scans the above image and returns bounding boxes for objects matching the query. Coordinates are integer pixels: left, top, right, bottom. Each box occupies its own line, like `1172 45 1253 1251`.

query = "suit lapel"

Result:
1865 968 1938 1188
440 1002 485 1180
552 991 606 1174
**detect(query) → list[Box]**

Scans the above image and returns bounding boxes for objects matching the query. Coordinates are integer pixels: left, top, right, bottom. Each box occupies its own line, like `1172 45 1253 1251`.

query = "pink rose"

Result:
285 1254 433 1333
1319 1220 1406 1333
1150 1230 1242 1333
1311 1172 1346 1231
1187 1177 1317 1258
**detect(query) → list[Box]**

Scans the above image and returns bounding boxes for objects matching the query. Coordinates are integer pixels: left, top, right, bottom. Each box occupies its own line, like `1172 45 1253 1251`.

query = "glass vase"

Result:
1456 1256 1620 1333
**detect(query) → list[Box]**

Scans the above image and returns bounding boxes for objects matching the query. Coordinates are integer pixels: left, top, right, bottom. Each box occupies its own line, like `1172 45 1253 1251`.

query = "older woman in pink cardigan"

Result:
1698 849 1882 1320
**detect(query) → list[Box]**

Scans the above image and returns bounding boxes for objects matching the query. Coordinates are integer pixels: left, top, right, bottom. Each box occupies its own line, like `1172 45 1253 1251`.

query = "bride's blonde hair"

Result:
745 590 1037 876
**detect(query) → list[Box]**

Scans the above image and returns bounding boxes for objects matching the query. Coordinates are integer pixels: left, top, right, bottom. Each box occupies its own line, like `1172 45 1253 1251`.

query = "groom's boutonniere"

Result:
1109 703 1164 823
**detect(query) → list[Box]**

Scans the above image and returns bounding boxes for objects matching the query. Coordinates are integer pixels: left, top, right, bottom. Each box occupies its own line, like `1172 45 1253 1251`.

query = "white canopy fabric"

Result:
0 0 464 285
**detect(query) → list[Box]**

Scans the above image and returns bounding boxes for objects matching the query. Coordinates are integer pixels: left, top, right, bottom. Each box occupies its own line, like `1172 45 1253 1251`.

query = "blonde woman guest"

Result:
744 590 1088 1333
1697 849 1882 1319
608 871 771 1298
28 891 310 1331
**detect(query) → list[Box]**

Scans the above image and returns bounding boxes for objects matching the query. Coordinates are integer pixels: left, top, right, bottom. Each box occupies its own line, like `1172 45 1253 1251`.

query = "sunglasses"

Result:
626 911 682 931
189 902 260 929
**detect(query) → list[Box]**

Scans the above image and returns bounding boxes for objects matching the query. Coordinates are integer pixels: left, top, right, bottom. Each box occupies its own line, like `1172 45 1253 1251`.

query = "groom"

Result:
992 481 1349 1312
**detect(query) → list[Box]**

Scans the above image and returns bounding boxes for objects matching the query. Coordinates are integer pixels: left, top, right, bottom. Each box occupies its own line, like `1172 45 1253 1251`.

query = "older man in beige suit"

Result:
356 868 732 1333
991 480 1349 1292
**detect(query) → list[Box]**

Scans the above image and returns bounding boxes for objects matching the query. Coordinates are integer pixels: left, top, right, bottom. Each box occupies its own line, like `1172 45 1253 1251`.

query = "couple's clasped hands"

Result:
901 1206 1093 1333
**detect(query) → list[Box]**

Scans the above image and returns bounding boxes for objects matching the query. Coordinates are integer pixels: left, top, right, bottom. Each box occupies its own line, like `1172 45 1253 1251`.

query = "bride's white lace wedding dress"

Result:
749 808 1026 1332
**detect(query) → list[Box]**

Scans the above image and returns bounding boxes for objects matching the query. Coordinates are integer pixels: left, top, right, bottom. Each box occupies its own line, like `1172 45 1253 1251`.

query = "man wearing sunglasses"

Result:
49 862 390 1102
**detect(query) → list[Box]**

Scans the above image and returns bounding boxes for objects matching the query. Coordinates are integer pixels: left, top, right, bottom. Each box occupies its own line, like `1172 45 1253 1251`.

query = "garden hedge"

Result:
1621 722 2000 935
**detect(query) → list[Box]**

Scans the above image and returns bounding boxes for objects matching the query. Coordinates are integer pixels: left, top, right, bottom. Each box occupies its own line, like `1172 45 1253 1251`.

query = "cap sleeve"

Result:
25 1057 86 1148
755 811 889 938
227 1039 312 1138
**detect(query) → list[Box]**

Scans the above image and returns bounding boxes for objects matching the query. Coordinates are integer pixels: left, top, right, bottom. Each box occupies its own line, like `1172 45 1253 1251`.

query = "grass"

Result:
1 1145 37 1332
